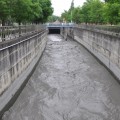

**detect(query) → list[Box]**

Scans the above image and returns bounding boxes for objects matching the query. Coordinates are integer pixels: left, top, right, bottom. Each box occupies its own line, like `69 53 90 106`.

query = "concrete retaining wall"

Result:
0 30 47 116
60 28 67 39
60 27 74 40
69 27 120 81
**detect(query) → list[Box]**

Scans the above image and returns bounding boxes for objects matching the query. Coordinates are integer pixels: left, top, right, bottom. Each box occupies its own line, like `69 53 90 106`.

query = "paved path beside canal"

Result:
3 35 120 120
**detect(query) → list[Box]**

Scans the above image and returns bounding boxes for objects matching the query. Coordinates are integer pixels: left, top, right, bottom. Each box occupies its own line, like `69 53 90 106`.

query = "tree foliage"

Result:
61 0 120 25
34 0 53 23
105 0 120 3
12 0 33 24
104 3 120 24
0 0 53 25
48 15 61 22
72 7 83 23
0 0 11 25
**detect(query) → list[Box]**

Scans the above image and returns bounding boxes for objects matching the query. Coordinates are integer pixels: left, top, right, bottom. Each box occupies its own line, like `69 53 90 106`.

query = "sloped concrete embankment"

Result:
67 27 120 81
0 30 47 117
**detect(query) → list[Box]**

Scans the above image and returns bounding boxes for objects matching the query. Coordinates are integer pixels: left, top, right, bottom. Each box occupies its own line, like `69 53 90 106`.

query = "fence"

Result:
0 24 45 42
46 23 74 27
76 24 120 35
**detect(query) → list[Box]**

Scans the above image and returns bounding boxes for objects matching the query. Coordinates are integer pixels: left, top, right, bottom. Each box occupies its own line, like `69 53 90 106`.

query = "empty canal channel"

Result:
2 34 120 120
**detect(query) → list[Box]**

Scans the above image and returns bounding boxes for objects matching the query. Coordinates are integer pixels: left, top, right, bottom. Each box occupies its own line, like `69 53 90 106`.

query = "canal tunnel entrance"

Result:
48 28 60 34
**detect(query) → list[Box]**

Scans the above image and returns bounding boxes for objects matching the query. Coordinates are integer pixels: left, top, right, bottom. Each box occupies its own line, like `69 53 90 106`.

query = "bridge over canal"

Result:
0 24 120 120
46 23 74 34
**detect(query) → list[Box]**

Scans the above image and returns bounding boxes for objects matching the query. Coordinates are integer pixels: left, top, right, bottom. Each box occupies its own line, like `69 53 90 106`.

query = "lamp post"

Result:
71 0 74 23
71 9 72 23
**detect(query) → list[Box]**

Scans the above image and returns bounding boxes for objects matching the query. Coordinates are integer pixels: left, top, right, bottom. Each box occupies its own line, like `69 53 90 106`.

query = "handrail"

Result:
75 24 120 34
0 30 46 51
0 28 47 97
0 24 45 42
46 23 74 27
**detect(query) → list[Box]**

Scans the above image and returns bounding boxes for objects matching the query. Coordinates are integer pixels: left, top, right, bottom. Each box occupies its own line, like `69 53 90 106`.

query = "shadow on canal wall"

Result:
0 30 47 117
63 26 120 82
61 27 74 40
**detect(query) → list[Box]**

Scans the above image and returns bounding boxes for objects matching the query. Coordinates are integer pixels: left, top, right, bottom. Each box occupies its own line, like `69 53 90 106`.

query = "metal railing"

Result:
0 29 47 95
46 23 74 28
0 24 45 42
76 24 120 35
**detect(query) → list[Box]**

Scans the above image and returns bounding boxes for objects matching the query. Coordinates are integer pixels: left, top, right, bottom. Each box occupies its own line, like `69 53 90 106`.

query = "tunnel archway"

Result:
48 28 60 34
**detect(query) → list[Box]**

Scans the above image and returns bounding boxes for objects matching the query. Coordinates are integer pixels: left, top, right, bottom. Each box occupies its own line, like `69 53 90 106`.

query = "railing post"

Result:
2 26 5 41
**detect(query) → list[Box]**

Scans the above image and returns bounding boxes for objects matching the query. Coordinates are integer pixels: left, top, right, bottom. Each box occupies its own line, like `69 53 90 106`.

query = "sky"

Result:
51 0 86 16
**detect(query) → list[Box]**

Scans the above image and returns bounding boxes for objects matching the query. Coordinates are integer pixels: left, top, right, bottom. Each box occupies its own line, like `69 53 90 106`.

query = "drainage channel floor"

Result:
3 34 120 120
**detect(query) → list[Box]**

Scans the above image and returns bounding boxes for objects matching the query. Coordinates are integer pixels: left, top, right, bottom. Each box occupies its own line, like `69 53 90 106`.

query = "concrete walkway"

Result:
3 35 120 120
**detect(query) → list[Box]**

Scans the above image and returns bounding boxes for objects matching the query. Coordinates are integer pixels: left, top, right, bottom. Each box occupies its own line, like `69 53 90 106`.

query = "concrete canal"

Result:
2 34 120 120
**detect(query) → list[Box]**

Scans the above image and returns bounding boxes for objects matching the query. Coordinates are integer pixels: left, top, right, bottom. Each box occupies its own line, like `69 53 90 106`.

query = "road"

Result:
2 34 120 120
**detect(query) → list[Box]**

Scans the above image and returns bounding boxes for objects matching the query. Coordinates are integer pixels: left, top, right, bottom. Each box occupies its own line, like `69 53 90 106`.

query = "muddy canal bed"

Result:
3 35 120 120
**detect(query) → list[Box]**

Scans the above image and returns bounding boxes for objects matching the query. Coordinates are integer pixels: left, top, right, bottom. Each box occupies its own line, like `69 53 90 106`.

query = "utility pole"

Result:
71 0 74 23
71 10 72 23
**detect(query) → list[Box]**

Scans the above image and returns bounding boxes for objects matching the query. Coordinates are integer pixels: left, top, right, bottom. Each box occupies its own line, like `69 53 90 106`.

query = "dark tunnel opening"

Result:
48 28 60 34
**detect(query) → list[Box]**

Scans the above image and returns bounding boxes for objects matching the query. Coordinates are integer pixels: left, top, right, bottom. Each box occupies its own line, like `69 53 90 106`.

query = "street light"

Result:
71 9 72 23
71 0 74 23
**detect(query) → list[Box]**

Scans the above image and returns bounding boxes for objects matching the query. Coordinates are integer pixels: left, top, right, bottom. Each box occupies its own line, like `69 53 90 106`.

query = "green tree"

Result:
12 0 34 25
0 0 11 26
105 0 120 3
101 3 108 23
82 1 91 24
81 0 104 24
30 0 42 23
0 0 12 40
48 15 61 22
61 10 71 22
72 7 83 23
89 0 104 24
61 0 120 25
34 0 53 23
104 3 120 24
61 0 75 23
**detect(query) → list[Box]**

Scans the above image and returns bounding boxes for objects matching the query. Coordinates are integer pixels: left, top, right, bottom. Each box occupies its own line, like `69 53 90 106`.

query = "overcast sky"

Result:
51 0 86 16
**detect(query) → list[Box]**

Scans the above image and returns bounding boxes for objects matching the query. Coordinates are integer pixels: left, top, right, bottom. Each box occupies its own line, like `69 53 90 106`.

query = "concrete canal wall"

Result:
61 27 74 40
0 30 47 116
67 27 120 81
